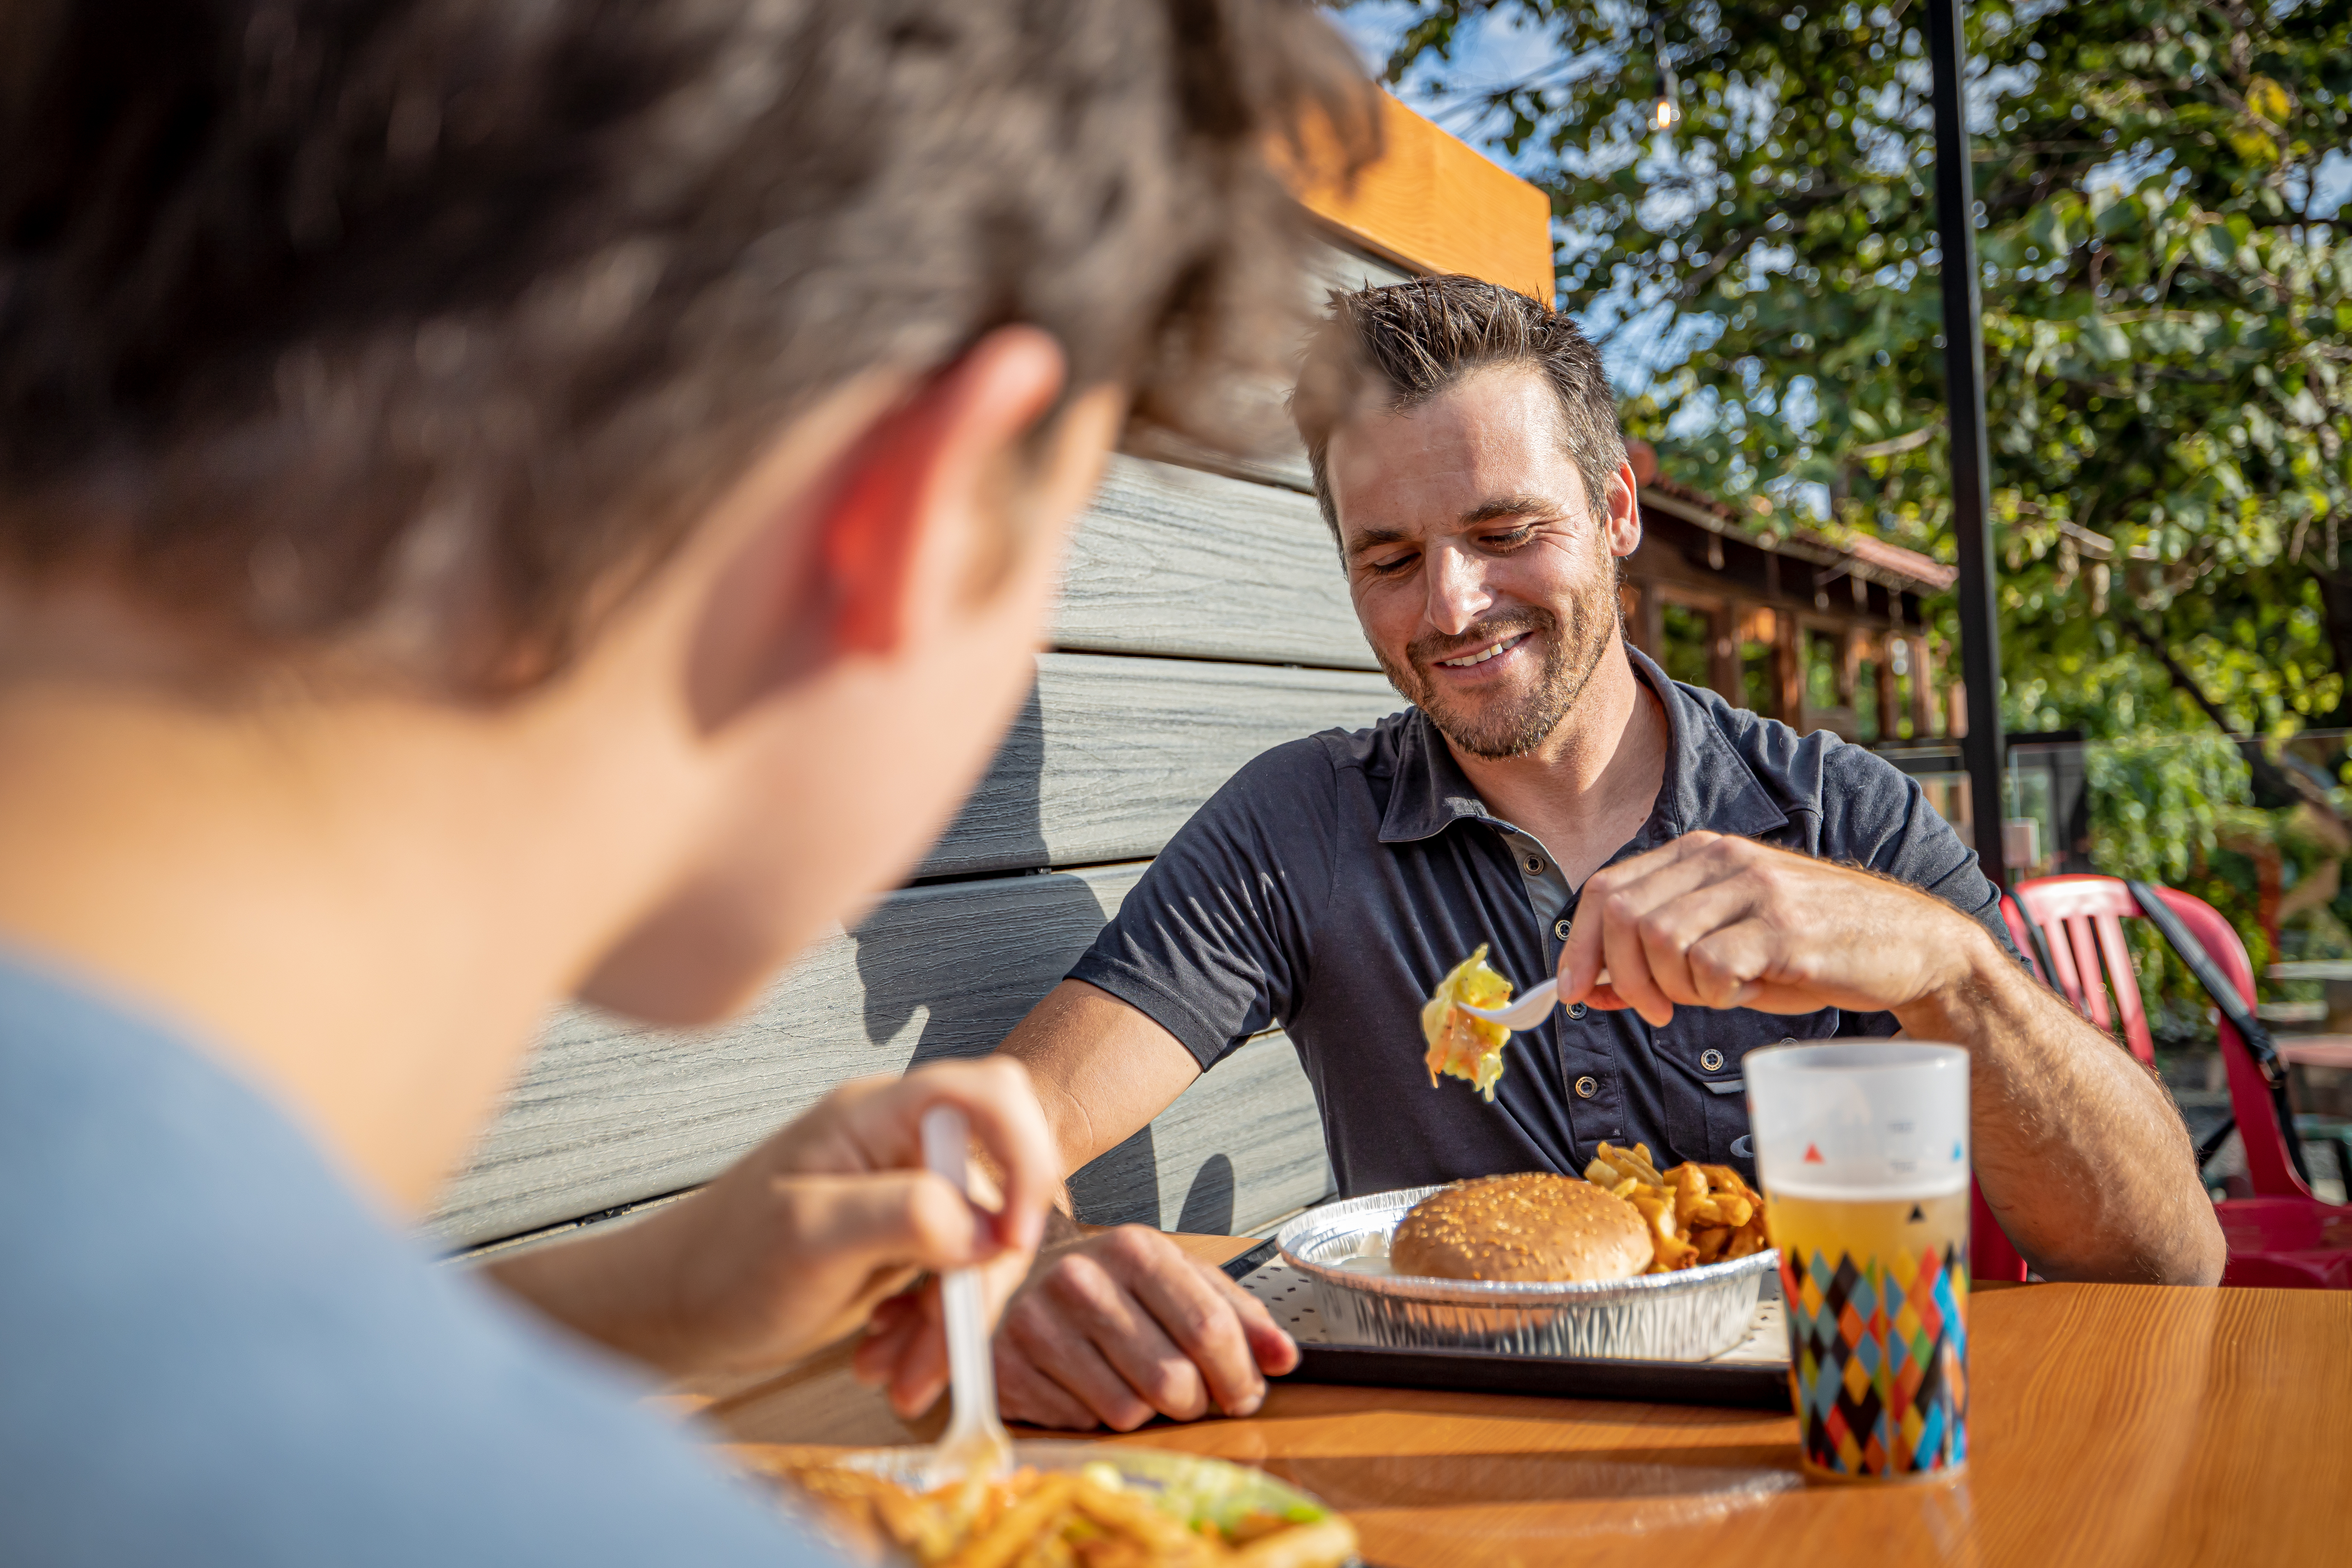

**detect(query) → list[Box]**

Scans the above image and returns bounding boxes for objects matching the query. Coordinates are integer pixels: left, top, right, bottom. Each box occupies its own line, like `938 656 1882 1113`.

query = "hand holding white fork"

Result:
1455 969 1608 1032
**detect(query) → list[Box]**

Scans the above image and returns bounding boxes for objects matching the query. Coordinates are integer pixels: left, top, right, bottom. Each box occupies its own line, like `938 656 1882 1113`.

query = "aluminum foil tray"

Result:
1274 1185 1778 1362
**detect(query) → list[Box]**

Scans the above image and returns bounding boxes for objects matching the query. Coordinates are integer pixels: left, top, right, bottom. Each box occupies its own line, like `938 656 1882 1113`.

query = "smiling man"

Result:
859 276 2227 1433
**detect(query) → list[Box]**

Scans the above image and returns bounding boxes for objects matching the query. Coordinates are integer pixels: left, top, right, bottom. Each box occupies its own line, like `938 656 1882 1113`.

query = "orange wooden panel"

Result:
1284 93 1554 304
713 1263 2352 1568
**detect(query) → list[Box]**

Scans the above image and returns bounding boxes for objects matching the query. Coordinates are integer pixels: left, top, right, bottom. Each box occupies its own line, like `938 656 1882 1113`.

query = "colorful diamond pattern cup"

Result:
1783 1228 1968 1477
1747 1041 1972 1484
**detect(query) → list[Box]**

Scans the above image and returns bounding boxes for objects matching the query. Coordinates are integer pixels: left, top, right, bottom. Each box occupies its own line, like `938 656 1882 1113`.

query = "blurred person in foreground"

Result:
860 277 2228 1432
0 2 1372 1562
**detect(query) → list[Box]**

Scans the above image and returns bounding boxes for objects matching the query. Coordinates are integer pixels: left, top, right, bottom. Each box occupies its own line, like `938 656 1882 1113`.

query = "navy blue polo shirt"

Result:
1067 646 2012 1195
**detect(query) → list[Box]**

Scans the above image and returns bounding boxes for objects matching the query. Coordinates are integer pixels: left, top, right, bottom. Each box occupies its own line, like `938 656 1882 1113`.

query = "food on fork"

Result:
1420 944 1515 1100
1390 1172 1651 1283
767 1459 1358 1568
1581 1141 1772 1273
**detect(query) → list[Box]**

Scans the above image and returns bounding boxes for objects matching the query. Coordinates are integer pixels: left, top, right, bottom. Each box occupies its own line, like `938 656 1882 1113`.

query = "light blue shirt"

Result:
0 952 836 1566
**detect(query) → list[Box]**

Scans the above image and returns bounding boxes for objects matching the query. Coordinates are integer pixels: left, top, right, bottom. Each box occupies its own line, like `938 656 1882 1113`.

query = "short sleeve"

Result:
1067 738 1340 1070
1819 744 2025 964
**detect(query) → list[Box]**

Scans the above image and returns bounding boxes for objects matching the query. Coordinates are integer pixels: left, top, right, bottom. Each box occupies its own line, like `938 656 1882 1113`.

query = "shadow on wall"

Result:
1177 1152 1236 1235
846 677 1168 1226
1050 1129 1240 1234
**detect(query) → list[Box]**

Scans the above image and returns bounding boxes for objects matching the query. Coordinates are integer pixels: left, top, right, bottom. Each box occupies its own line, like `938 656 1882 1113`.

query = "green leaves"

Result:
2086 730 2252 886
2027 194 2086 260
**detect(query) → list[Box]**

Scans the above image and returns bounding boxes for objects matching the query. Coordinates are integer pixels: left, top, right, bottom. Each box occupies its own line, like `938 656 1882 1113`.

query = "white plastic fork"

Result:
918 1105 1014 1490
1455 969 1609 1032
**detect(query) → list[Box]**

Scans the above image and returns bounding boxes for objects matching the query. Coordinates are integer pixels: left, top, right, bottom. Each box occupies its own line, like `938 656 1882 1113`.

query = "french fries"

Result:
774 1463 1357 1568
1581 1141 1771 1273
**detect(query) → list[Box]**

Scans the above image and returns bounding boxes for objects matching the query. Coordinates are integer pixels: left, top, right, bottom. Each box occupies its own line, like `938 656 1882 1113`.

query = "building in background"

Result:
1620 440 1954 746
1614 440 2000 851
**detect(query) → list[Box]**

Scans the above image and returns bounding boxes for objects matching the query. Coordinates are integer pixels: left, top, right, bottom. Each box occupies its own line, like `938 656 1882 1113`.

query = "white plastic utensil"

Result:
1455 969 1609 1032
918 1104 1014 1490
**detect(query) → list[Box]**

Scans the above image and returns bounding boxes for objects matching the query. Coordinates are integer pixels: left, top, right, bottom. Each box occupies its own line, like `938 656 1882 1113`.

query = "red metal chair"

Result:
2009 873 2352 1289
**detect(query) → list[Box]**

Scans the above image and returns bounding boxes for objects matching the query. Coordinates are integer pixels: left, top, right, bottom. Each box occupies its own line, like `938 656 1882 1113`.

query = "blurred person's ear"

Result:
577 327 1121 1026
684 327 1097 730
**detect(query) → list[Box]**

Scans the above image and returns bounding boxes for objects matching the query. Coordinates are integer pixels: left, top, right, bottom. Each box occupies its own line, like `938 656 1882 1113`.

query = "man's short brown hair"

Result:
0 0 1374 692
1292 276 1626 540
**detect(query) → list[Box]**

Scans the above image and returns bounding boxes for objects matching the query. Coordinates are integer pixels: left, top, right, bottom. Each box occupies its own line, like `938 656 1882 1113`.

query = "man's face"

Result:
1326 367 1638 759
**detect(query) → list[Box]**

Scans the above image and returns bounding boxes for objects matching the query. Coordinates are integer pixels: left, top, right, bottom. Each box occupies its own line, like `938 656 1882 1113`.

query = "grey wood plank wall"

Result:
438 241 1411 1255
918 653 1394 881
442 863 1143 1243
1050 456 1368 669
439 860 1346 1246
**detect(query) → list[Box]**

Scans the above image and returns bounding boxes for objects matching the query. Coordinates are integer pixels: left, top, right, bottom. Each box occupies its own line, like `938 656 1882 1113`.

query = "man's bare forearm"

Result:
1894 929 2225 1285
995 980 1203 1174
969 980 1205 1254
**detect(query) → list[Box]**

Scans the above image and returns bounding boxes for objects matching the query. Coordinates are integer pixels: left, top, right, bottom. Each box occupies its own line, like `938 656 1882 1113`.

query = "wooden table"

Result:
2265 962 2352 1038
694 1235 2352 1568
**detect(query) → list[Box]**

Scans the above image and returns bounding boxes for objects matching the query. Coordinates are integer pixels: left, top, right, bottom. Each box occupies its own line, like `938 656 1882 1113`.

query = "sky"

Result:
1334 3 1565 179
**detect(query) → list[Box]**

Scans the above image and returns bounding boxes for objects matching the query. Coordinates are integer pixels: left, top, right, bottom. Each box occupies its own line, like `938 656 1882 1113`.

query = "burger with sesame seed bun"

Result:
1389 1172 1652 1283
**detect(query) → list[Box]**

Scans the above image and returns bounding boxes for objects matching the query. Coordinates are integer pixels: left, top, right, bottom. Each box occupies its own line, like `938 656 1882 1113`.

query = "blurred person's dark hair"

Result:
1292 276 1625 540
0 0 1375 692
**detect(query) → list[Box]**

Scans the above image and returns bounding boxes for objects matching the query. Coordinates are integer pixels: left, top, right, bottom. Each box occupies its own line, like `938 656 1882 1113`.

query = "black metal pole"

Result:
1925 0 2009 888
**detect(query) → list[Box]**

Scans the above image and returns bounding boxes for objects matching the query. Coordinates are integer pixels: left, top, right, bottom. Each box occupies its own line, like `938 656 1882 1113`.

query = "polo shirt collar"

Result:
1376 643 1790 847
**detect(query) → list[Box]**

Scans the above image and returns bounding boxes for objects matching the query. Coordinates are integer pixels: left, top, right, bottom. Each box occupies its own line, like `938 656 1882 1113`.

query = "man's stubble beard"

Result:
1377 565 1621 761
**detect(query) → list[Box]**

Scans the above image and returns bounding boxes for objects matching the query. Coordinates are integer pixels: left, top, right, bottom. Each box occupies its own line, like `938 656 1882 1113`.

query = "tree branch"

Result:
1677 226 1768 304
1848 424 1941 459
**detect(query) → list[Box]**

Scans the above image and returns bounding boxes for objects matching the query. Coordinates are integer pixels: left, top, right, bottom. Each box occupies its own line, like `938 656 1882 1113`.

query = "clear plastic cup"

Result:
1745 1040 1970 1484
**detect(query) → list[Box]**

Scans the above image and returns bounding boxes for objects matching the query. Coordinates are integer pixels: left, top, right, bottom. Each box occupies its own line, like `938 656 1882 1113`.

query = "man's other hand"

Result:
855 1225 1298 1430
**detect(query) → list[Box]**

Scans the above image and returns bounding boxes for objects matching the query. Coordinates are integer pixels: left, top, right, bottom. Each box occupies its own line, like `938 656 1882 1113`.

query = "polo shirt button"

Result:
1522 854 1545 875
1574 1075 1599 1098
1553 916 1572 941
1700 1048 1725 1072
1566 1002 1587 1020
